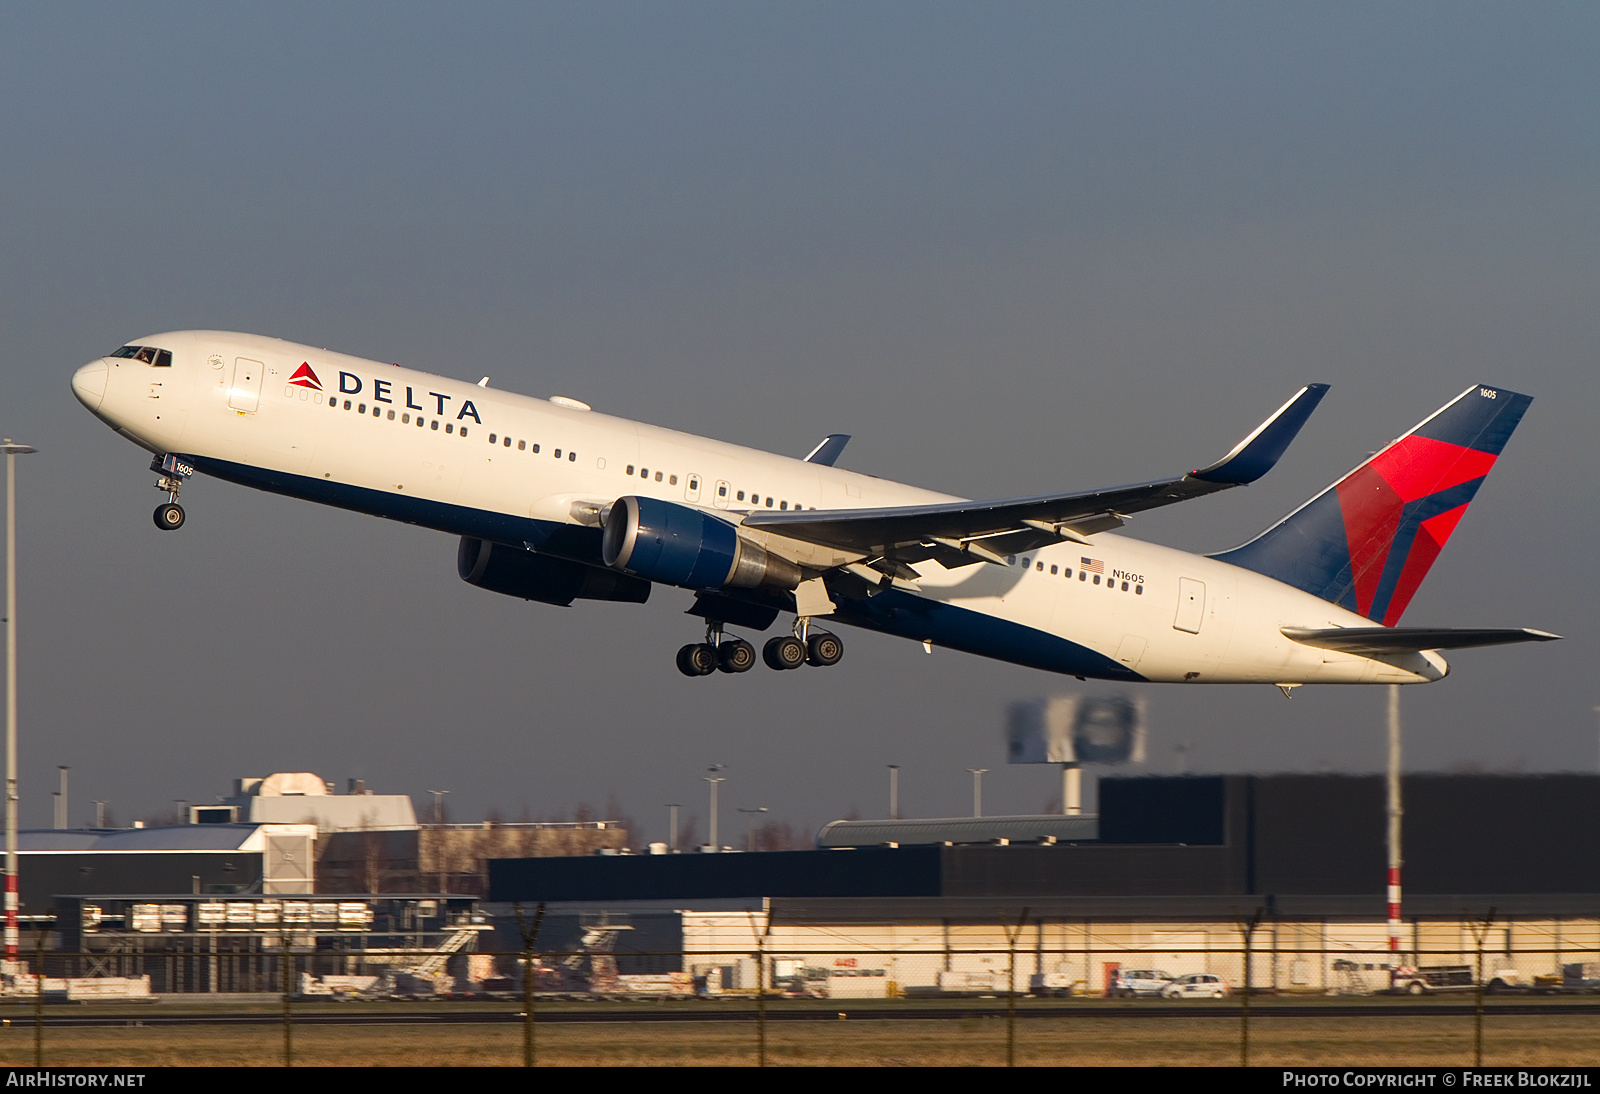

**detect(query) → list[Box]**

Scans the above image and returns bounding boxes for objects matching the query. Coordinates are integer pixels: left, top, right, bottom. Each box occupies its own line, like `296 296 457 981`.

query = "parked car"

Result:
1160 973 1230 999
1110 969 1174 997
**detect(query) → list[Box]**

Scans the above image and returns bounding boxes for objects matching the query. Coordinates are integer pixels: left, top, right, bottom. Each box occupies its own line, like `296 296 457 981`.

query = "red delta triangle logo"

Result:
288 362 323 391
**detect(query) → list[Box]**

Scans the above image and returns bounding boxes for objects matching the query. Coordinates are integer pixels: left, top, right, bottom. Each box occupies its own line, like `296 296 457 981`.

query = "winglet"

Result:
1189 384 1330 485
803 434 851 466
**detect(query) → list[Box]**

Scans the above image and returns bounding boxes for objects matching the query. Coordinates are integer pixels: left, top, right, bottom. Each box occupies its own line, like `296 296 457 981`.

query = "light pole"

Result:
427 789 450 894
1592 706 1600 774
3 439 35 972
968 768 988 818
665 804 680 852
704 767 725 851
739 807 768 852
92 801 106 829
1386 685 1403 959
55 767 67 831
887 765 899 820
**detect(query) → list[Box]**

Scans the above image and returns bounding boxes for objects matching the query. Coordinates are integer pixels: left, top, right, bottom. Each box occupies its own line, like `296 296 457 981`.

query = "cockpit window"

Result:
110 345 172 366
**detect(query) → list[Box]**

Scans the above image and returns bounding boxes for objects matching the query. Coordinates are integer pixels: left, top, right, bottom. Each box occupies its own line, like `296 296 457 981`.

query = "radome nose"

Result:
72 359 108 409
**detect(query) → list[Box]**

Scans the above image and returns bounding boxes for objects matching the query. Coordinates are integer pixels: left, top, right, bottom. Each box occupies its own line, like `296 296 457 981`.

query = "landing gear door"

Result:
1173 578 1205 634
228 358 264 413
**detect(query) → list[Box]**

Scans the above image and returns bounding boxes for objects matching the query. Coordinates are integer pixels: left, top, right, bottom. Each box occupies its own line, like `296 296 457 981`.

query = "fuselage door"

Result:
1173 578 1206 634
228 357 264 413
712 479 732 509
685 473 703 504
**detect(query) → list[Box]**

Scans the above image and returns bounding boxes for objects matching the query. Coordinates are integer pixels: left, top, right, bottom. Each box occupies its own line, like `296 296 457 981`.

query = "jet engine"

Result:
601 496 802 591
458 537 651 606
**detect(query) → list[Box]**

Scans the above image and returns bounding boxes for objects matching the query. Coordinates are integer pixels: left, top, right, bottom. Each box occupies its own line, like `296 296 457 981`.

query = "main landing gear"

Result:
677 618 844 677
675 625 756 677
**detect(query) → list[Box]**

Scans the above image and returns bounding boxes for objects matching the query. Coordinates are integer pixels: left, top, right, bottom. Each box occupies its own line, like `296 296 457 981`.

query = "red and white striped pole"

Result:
1386 685 1404 962
3 443 35 974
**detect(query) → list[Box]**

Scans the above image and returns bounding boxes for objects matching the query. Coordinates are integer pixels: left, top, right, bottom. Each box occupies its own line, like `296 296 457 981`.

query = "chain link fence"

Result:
1 940 1599 1066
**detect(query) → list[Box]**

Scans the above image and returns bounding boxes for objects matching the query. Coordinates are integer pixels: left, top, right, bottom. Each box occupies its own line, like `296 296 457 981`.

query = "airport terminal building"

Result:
488 774 1600 996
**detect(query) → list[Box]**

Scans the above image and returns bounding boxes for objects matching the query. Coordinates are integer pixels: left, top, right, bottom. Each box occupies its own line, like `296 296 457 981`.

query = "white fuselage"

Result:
71 331 1447 686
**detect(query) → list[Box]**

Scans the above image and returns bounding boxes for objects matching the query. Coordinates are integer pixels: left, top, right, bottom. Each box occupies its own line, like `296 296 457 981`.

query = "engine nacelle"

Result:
458 537 651 606
601 496 802 591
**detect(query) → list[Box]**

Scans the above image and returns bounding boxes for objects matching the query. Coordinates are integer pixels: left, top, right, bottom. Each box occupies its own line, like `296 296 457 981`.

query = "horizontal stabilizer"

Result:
1282 626 1561 655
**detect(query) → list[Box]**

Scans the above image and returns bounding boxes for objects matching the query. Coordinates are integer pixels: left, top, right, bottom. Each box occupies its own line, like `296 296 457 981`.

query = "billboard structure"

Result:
1006 696 1147 814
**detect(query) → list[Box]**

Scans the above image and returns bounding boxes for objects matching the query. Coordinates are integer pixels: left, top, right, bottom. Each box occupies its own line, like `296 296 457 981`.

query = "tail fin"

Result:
1211 384 1531 625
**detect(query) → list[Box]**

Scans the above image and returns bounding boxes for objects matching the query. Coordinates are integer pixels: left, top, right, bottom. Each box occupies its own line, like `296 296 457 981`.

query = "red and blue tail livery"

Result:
1213 384 1531 625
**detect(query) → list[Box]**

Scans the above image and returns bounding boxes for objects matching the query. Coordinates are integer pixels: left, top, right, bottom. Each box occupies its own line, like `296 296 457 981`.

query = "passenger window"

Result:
503 437 511 447
554 449 562 459
1036 562 1043 572
669 475 677 486
416 417 424 427
459 427 468 437
447 423 455 433
1121 581 1129 591
1050 565 1058 575
1008 556 1016 565
1080 572 1087 582
489 434 496 444
765 497 774 507
780 501 788 510
431 420 439 430
531 444 539 453
569 452 576 461
1135 585 1143 595
1021 558 1030 568
387 410 395 420
717 485 727 497
626 465 634 475
737 491 745 501
402 413 410 424
654 471 662 481
518 440 526 451
1064 569 1072 579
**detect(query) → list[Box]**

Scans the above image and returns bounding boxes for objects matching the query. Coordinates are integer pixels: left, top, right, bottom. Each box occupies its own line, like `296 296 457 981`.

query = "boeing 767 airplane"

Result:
71 333 1556 687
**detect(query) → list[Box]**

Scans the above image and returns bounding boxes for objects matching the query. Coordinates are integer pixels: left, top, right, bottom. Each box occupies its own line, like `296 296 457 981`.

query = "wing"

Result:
1282 627 1561 654
745 384 1329 570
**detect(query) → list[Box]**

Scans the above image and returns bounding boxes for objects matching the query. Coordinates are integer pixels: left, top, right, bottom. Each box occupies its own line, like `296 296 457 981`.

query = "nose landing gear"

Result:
154 502 186 531
149 454 195 532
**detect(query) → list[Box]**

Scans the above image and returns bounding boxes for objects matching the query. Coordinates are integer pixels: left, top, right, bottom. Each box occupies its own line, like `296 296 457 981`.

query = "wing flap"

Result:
1282 626 1561 654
